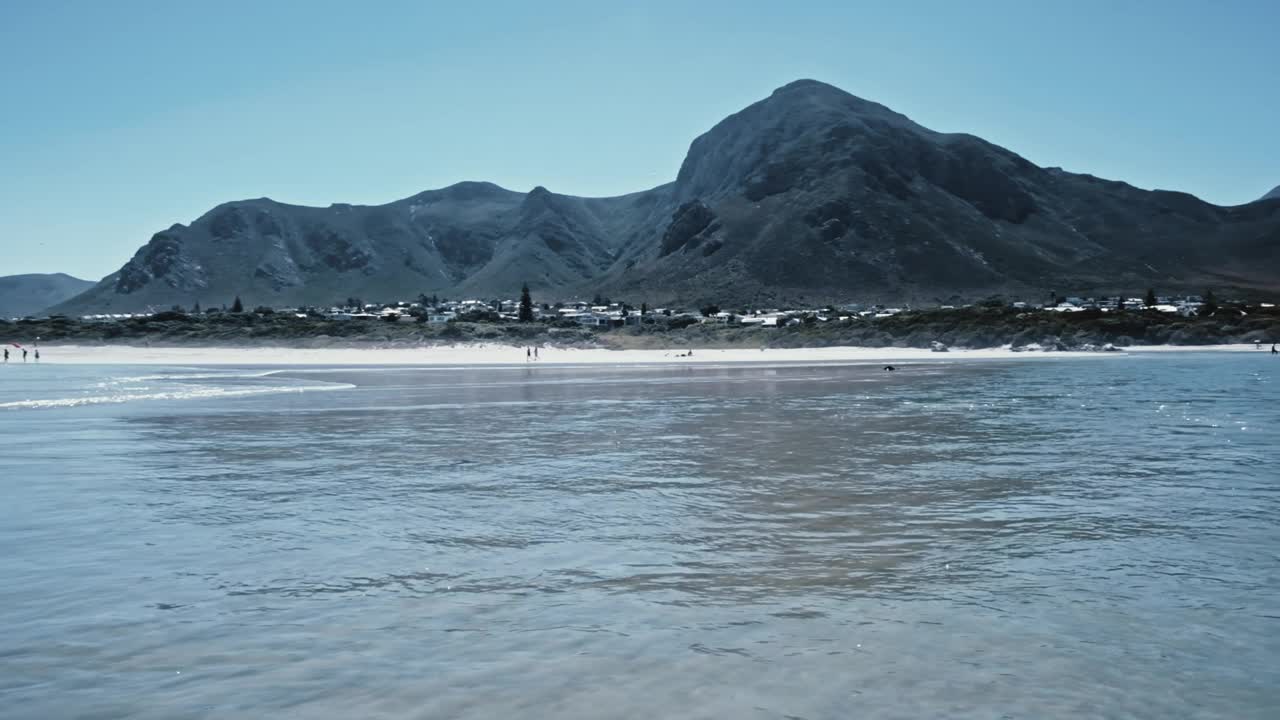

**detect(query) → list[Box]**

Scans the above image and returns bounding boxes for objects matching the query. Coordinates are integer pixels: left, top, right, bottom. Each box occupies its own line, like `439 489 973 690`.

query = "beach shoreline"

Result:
13 342 1262 367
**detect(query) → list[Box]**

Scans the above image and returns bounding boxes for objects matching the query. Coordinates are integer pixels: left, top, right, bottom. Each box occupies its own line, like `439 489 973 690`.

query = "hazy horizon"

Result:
3 0 1277 280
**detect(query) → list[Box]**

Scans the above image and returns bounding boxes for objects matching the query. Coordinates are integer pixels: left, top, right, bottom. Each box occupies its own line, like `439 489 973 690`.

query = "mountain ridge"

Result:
0 273 96 318
51 80 1280 314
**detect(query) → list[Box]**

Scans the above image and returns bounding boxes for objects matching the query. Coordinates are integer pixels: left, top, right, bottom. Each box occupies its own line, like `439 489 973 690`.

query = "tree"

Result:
1201 289 1218 316
192 301 201 314
592 293 604 306
1115 296 1124 312
231 296 244 313
640 302 648 317
1144 288 1157 307
700 304 720 317
518 283 534 322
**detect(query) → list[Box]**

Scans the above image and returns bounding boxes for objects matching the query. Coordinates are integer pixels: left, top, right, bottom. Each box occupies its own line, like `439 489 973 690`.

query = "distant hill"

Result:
1260 185 1280 202
0 273 95 318
51 182 673 314
52 80 1280 314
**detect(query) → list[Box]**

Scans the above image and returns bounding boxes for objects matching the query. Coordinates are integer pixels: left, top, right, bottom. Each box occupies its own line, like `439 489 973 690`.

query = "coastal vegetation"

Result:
4 303 1276 351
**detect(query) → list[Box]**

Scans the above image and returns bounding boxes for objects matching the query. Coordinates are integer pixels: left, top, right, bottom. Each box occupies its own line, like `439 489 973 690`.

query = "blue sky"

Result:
2 0 1277 279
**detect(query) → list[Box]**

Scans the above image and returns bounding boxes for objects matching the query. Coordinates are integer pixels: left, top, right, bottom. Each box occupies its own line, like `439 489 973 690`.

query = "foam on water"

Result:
0 382 353 409
98 370 281 384
0 366 352 411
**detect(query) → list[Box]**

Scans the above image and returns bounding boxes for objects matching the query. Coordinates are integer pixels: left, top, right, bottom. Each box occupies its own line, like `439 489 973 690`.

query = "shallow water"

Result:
1 354 1278 718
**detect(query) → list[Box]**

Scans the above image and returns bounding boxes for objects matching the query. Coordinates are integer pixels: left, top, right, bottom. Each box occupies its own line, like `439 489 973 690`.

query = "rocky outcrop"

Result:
660 201 719 256
114 229 207 294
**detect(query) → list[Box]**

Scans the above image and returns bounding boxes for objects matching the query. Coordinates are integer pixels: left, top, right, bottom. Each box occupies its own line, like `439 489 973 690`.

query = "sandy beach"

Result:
17 342 1260 366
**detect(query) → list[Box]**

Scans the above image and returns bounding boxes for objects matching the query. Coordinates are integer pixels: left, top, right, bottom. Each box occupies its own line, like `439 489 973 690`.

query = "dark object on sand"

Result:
884 365 896 371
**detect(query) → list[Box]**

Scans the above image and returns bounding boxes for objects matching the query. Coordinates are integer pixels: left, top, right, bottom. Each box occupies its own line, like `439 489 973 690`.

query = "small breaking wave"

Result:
96 370 280 386
0 382 354 410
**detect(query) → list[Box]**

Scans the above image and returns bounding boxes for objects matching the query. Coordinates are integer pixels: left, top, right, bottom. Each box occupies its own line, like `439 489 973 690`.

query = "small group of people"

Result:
3 345 37 363
525 346 540 361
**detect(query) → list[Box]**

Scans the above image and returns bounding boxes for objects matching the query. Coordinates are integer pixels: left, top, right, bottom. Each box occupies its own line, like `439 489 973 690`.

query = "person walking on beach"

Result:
1273 343 1278 355
526 347 532 362
533 347 539 361
22 348 28 362
34 349 39 362
3 348 7 363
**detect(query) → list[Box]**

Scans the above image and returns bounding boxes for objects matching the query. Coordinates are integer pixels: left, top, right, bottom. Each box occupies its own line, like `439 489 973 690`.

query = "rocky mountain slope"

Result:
53 181 677 314
0 273 95 318
1261 185 1280 202
602 80 1279 305
52 80 1280 314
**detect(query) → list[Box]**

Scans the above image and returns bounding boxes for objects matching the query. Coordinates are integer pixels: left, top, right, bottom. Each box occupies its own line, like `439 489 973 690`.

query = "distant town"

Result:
6 286 1277 353
40 290 1271 327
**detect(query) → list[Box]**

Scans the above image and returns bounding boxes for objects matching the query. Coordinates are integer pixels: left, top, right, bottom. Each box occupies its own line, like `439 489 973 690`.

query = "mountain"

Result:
1261 185 1280 202
0 273 95 318
603 80 1280 305
53 181 676 314
52 80 1280 314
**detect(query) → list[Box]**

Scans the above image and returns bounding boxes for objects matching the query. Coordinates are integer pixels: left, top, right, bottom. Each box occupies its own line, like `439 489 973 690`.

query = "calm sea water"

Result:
1 354 1278 719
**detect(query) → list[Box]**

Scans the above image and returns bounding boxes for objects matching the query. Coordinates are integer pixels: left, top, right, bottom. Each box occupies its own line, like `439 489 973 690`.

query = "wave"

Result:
98 370 281 385
0 382 353 410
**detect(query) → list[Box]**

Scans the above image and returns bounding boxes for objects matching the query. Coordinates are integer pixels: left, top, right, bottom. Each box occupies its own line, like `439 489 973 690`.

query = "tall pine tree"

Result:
231 296 244 313
518 283 534 322
1201 289 1218 316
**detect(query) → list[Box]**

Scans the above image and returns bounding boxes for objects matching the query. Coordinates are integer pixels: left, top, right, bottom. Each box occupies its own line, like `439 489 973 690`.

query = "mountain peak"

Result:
443 180 512 197
673 78 926 201
764 78 909 122
770 78 844 96
1261 185 1280 202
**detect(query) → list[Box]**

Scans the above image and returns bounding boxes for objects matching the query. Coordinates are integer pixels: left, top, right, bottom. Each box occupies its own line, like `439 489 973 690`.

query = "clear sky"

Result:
2 0 1277 280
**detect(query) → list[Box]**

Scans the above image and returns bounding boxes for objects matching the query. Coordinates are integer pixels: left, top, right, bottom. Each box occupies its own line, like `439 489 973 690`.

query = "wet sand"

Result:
19 343 1259 366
